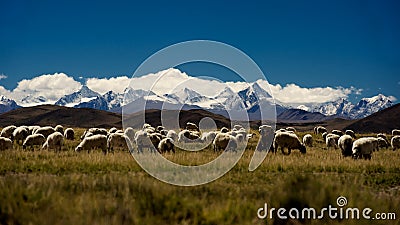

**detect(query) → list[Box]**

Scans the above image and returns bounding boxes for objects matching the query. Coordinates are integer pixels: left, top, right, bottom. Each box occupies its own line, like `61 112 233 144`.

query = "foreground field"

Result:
1 129 400 225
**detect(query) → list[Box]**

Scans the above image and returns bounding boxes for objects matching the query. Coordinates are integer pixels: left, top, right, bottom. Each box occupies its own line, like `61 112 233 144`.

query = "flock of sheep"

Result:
0 122 399 160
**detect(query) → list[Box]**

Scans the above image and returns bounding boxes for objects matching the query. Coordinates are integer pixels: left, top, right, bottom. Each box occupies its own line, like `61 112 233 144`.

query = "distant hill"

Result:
277 108 329 123
0 105 122 128
343 103 400 133
0 105 232 130
123 109 231 129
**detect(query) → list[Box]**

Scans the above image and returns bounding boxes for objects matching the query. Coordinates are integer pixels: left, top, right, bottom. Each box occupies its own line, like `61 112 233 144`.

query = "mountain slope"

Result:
0 105 122 128
55 85 101 107
343 103 400 133
277 108 329 122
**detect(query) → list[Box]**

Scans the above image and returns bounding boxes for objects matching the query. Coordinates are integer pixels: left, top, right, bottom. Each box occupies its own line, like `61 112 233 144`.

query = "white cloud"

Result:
10 73 82 104
86 76 132 94
255 80 362 104
0 85 11 96
0 74 7 80
388 96 397 102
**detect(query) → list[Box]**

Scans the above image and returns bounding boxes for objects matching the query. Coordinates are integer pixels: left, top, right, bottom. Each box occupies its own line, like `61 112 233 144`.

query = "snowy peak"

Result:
0 95 20 114
311 94 394 119
55 85 101 107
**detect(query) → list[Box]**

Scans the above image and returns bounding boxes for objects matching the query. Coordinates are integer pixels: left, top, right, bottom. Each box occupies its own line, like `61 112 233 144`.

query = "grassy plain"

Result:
0 128 399 224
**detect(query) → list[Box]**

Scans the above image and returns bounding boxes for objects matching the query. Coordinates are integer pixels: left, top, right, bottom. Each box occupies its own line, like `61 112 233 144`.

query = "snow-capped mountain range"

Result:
0 69 395 120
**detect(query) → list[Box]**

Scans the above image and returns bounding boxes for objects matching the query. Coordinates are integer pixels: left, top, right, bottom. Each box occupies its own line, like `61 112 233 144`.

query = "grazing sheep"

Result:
233 125 244 131
220 127 229 133
13 127 29 145
286 127 296 132
0 137 13 151
213 133 238 152
302 134 313 147
201 131 217 143
34 126 56 138
54 125 64 134
42 132 64 152
144 127 155 134
149 133 162 153
331 130 344 136
316 126 327 135
376 137 389 149
236 134 245 143
143 123 152 129
165 130 178 142
345 130 356 139
326 136 338 149
185 122 199 132
158 137 175 153
275 128 287 134
377 133 388 141
158 129 168 136
326 133 340 143
0 125 17 139
322 132 328 142
107 133 132 153
64 128 75 140
134 131 155 153
109 127 118 134
273 132 306 155
178 130 200 143
392 129 400 136
256 125 274 151
338 135 353 157
27 125 41 135
23 134 46 150
75 134 108 153
80 128 108 140
352 137 378 160
124 127 135 142
156 126 165 132
391 136 400 150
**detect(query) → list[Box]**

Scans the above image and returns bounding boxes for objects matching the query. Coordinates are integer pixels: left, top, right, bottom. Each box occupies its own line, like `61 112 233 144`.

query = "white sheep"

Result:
213 133 238 152
326 133 340 143
42 132 64 152
158 137 175 153
392 129 400 136
302 134 313 147
23 134 46 150
391 136 400 150
54 125 64 134
376 137 389 149
156 126 165 132
166 130 178 142
220 127 229 133
326 136 339 149
34 126 56 138
185 122 199 132
0 125 17 139
352 137 378 160
331 130 344 136
345 130 356 139
109 127 118 134
286 127 296 132
178 129 200 143
27 125 41 135
233 125 244 131
316 126 327 135
124 127 135 142
0 137 13 151
80 128 108 140
75 134 108 154
107 133 132 153
322 132 328 142
376 133 388 141
338 135 353 157
134 131 155 153
256 125 274 152
201 131 217 144
13 127 29 145
64 128 75 140
273 132 306 155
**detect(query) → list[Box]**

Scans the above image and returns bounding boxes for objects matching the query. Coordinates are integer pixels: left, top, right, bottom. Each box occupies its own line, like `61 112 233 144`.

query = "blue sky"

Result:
0 0 399 103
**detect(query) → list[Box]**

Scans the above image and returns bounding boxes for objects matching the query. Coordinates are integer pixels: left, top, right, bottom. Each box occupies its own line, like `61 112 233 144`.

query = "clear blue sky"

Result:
1 0 399 101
